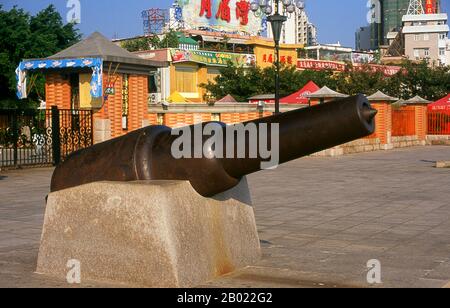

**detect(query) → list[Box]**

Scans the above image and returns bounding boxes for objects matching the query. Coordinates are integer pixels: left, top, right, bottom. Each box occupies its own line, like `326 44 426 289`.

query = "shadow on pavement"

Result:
0 175 7 180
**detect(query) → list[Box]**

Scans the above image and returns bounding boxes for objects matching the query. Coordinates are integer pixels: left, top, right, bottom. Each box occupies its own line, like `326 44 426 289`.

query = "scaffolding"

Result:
142 8 169 35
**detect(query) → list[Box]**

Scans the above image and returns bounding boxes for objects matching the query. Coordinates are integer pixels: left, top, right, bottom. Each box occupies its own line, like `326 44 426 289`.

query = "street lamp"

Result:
251 0 305 114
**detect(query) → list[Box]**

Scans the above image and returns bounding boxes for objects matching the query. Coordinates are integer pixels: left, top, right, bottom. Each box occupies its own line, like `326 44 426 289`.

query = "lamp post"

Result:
251 0 305 114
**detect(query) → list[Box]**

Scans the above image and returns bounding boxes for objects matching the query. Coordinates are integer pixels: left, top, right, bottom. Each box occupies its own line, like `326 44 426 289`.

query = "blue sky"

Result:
2 0 450 47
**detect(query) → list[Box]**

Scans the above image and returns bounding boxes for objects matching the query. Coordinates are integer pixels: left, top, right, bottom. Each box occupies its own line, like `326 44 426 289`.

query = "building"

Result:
355 0 409 51
356 26 372 51
402 12 449 65
297 9 318 46
16 32 166 142
447 38 450 64
307 23 318 46
381 0 411 45
304 43 353 62
134 36 303 103
267 6 317 46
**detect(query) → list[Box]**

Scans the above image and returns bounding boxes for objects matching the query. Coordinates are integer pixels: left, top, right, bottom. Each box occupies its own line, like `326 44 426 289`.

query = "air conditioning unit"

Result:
149 93 161 105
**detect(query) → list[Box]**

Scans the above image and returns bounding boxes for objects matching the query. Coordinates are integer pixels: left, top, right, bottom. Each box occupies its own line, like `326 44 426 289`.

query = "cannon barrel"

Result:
51 94 377 197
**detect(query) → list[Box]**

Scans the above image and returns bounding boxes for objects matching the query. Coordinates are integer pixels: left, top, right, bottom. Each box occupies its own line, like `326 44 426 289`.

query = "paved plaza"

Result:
1 146 450 288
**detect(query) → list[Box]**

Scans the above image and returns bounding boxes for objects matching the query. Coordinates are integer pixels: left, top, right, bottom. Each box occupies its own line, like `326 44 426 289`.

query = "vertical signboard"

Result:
425 0 435 14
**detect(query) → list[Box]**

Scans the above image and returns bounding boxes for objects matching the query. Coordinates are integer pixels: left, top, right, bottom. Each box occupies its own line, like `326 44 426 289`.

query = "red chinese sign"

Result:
200 0 212 19
297 60 346 71
425 0 435 14
263 54 293 65
236 0 250 25
199 0 250 24
216 0 231 22
297 59 401 77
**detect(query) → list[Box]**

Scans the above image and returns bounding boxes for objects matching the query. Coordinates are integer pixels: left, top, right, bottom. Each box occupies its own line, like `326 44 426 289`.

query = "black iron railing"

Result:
0 107 93 169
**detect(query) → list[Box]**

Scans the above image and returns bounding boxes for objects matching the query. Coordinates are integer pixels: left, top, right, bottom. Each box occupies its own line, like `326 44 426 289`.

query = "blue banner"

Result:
16 58 103 99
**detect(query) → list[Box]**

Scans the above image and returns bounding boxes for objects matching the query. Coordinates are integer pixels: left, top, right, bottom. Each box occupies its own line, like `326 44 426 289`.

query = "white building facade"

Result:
267 6 317 46
402 13 450 66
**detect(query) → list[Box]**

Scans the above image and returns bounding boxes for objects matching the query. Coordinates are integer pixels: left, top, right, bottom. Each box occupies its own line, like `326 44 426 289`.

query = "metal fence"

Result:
0 107 93 169
428 111 450 135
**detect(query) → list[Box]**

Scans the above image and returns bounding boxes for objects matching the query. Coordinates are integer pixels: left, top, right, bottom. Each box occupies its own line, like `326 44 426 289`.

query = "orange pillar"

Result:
410 104 428 144
370 101 393 150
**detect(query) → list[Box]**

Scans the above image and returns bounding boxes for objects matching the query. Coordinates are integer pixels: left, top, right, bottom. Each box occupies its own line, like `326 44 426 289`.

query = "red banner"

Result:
297 59 401 77
425 0 435 14
297 60 346 71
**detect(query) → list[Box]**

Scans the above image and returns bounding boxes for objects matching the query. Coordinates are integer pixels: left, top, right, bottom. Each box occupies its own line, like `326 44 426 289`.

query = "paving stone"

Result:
1 147 450 287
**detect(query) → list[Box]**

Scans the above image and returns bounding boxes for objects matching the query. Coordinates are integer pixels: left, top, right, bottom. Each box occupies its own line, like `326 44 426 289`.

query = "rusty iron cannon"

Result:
51 94 377 197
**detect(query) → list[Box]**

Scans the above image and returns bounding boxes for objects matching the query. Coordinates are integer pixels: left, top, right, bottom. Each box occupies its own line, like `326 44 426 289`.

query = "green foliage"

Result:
385 60 450 101
200 63 336 102
334 63 388 96
121 37 152 52
160 30 180 49
0 5 80 108
201 60 450 102
121 30 180 52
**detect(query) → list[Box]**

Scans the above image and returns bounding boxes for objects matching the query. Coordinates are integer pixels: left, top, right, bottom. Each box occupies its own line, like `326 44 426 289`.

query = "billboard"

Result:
176 0 264 35
171 49 256 67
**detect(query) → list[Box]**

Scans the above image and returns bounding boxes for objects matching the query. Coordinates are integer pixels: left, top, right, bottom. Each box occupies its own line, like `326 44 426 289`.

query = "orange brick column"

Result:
128 75 148 132
370 102 393 150
411 104 428 144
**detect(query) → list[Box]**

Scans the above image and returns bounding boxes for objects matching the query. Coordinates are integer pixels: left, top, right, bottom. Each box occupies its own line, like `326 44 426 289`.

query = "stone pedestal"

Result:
36 178 260 287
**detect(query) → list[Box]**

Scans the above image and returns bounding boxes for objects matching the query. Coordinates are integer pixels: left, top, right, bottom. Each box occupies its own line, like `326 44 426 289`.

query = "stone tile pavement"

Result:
1 146 450 288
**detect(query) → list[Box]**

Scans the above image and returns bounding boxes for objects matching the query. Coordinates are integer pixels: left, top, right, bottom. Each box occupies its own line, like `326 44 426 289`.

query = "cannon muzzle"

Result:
51 94 376 197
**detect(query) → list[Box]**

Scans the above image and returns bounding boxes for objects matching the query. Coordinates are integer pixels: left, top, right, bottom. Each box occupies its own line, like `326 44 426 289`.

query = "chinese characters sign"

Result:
297 59 401 77
179 0 262 35
425 0 436 14
262 53 294 65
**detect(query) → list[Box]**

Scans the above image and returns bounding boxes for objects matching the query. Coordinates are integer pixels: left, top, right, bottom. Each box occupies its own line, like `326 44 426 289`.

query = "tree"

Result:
121 37 150 52
160 30 179 49
385 60 450 100
0 5 80 108
121 31 179 52
201 64 262 102
334 63 388 96
200 63 336 102
202 60 450 103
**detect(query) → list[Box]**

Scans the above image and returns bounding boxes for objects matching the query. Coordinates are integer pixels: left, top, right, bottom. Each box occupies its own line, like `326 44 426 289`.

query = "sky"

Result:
2 0 450 48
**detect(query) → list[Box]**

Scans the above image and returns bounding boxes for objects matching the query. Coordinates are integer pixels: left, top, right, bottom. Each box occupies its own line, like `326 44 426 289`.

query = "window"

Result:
148 73 158 93
414 34 421 41
175 66 198 93
413 49 420 58
439 33 447 40
424 49 430 57
439 48 446 56
423 34 429 41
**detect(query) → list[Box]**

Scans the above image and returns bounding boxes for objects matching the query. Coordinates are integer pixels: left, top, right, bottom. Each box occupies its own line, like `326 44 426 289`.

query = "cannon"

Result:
51 94 377 197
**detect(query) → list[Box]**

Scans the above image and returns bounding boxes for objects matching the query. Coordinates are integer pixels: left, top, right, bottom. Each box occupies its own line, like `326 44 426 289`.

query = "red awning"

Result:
280 81 320 104
428 94 450 112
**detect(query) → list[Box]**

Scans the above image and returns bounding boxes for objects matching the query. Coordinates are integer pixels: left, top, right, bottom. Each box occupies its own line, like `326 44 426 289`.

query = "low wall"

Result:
391 135 425 148
426 135 450 145
313 138 385 157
